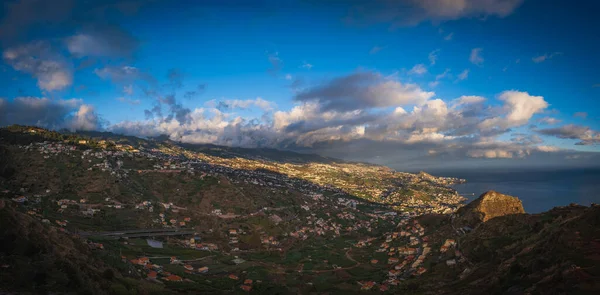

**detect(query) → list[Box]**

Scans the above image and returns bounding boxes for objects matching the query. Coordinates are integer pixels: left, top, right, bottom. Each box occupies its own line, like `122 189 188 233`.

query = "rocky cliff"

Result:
457 190 525 226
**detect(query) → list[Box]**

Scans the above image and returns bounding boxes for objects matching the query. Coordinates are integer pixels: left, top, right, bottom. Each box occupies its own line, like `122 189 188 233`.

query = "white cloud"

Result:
409 64 428 75
444 32 453 41
451 95 485 107
301 61 313 70
532 52 562 63
457 69 470 81
428 49 440 65
123 85 134 95
285 74 292 80
470 48 484 65
430 68 450 87
479 91 548 130
538 117 561 125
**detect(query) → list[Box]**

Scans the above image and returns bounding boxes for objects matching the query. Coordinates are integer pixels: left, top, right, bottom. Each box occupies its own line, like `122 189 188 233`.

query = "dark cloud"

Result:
66 24 139 58
184 84 206 100
0 96 101 130
294 71 433 112
537 124 600 145
284 112 379 134
0 0 150 48
2 41 73 91
340 0 524 28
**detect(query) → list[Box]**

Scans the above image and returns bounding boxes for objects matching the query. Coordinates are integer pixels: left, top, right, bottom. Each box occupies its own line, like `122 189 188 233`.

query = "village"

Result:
3 130 471 292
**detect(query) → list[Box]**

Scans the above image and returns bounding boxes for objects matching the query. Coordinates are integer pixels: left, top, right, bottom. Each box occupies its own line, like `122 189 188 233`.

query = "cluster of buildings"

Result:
127 256 206 283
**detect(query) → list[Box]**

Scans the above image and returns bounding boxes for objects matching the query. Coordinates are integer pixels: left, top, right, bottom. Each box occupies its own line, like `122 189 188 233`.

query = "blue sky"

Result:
0 0 599 169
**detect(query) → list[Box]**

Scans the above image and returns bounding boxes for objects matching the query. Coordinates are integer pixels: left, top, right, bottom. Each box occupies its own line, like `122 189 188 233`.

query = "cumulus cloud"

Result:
294 71 434 112
470 48 484 65
479 91 548 131
532 52 562 63
0 96 100 130
537 124 600 145
100 67 563 165
3 41 72 91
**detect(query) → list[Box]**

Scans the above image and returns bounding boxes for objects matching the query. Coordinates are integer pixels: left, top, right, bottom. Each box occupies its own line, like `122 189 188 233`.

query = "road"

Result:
78 228 196 238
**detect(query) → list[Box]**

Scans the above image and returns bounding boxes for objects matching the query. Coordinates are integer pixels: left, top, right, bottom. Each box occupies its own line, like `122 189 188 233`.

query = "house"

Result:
147 271 158 279
446 259 457 266
229 229 237 235
388 257 399 264
179 221 186 226
380 284 389 292
170 256 179 264
197 266 209 273
370 259 378 264
138 257 150 265
443 239 456 247
360 281 376 290
388 269 400 277
240 285 252 292
184 217 191 222
244 279 253 285
398 247 417 255
184 265 194 271
164 275 183 282
228 274 239 280
416 267 427 275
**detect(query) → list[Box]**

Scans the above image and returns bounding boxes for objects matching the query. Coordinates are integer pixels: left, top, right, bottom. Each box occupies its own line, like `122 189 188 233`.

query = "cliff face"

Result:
457 190 525 226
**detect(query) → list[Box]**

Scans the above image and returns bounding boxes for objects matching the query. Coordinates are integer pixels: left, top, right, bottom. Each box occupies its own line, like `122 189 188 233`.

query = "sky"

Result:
0 0 599 170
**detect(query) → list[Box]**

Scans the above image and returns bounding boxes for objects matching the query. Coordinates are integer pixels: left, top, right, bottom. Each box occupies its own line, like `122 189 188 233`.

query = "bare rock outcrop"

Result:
457 190 525 225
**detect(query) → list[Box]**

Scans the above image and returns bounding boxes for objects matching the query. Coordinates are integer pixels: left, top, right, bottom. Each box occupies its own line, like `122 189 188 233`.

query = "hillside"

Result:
411 192 600 295
0 126 598 294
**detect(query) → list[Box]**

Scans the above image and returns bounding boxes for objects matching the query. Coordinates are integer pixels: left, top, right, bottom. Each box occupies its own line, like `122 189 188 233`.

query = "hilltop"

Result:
456 190 526 226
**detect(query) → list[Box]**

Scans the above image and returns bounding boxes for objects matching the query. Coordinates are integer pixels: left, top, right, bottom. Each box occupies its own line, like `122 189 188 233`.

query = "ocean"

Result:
429 168 600 213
